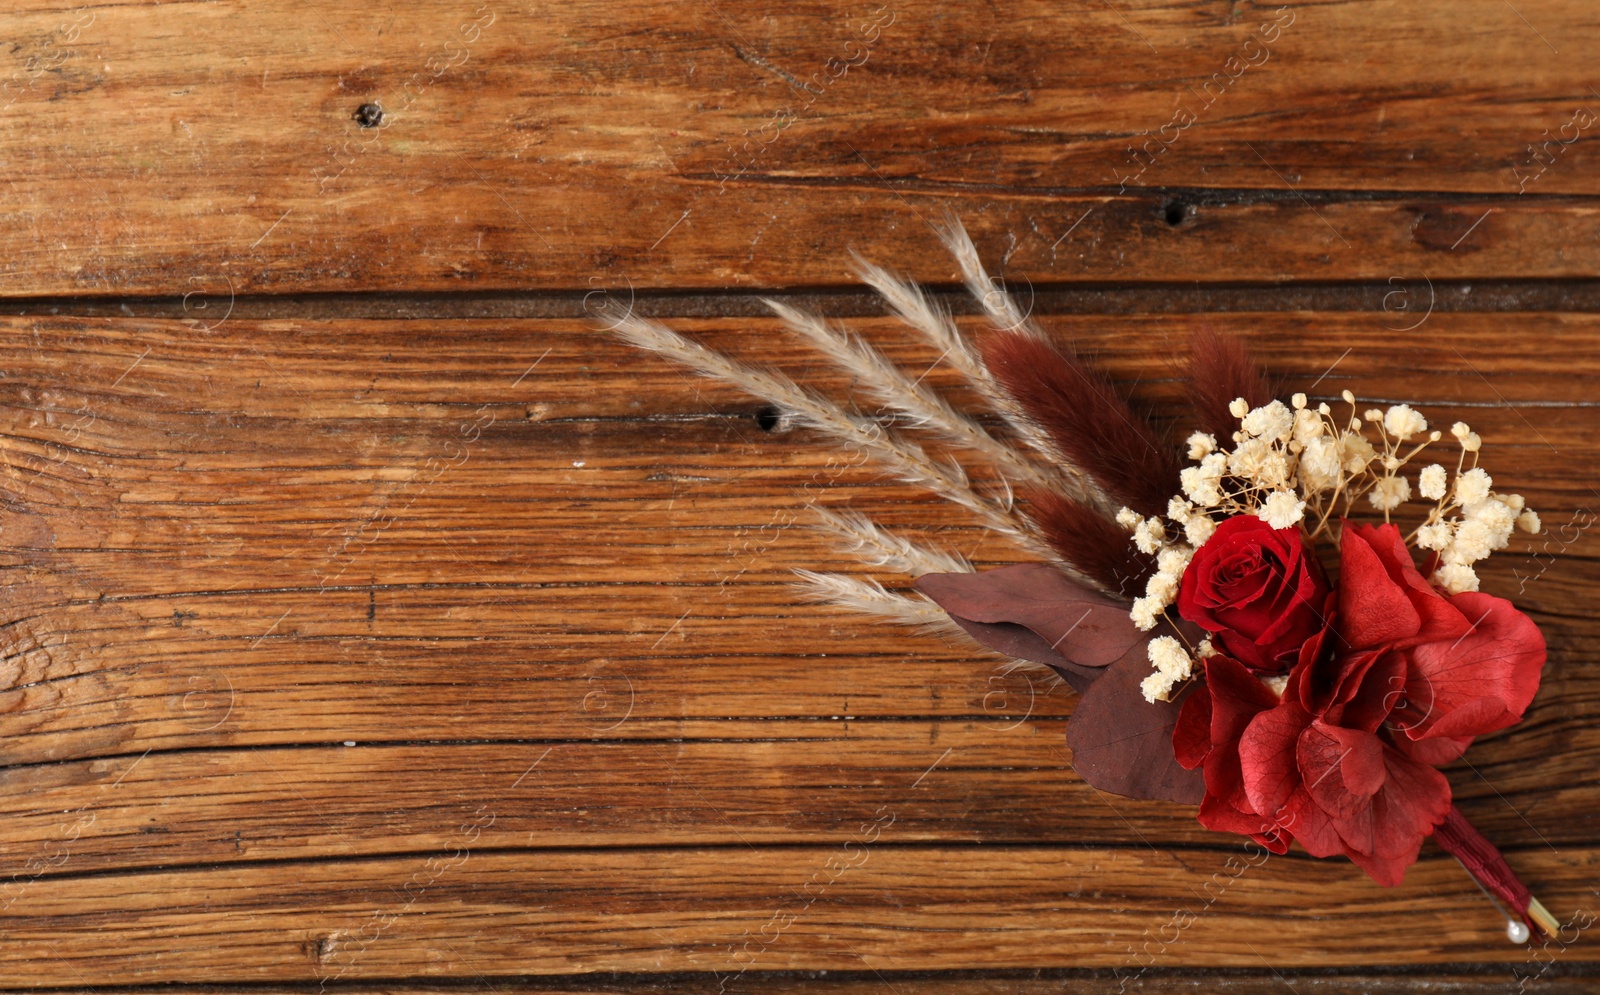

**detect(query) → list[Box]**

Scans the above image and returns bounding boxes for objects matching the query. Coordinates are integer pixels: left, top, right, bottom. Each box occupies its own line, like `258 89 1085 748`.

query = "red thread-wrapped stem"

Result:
1433 804 1557 937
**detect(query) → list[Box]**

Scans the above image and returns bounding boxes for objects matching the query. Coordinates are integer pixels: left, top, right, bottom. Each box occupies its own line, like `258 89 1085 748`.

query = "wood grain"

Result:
0 310 1593 982
5 0 1600 984
3 1 1600 294
29 980 1600 995
4 846 1599 985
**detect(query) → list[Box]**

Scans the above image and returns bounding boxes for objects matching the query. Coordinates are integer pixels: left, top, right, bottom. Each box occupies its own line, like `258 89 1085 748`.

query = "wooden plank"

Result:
3 1 1600 294
0 309 1593 977
1 846 1596 984
0 313 1592 763
22 979 1600 995
29 979 1600 995
0 725 1589 875
8 0 1598 984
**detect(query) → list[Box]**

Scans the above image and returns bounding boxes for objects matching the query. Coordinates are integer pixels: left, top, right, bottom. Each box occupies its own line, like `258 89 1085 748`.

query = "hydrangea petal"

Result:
1366 747 1453 860
1173 682 1212 771
1197 656 1283 814
1402 591 1546 741
1388 733 1473 766
1331 649 1406 733
1239 696 1312 820
1337 526 1421 648
1278 790 1343 858
1346 848 1413 888
1343 523 1472 646
1198 792 1278 839
1298 721 1386 823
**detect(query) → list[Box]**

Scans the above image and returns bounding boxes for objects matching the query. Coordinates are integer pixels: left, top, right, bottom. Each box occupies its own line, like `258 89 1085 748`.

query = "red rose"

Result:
1174 523 1546 886
1176 515 1332 673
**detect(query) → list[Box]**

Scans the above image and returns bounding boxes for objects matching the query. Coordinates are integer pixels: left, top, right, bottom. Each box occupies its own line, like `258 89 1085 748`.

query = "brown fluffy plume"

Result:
1021 488 1154 597
1188 325 1276 442
980 331 1180 518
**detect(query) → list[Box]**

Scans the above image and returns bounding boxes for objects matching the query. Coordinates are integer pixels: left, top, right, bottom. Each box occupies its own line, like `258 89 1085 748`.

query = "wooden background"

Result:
1 0 1597 990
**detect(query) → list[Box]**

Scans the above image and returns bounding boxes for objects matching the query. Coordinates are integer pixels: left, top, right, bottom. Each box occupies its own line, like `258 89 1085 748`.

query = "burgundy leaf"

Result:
916 563 1141 692
1065 635 1206 804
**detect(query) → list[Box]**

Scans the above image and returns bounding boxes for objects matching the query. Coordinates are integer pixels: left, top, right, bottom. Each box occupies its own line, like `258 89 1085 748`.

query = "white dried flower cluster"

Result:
1140 635 1193 703
1409 423 1542 593
1126 502 1195 632
1121 392 1543 700
1173 393 1363 533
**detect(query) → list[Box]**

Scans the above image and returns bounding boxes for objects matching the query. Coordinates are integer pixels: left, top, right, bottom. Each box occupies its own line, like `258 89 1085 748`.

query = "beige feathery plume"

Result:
933 212 1039 336
598 301 1054 559
808 506 971 577
764 297 1053 496
790 569 965 637
848 251 1111 515
849 251 982 381
927 216 1119 518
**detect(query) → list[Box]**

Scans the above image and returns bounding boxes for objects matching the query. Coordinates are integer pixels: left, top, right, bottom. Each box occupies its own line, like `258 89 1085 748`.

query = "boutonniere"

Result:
601 217 1557 943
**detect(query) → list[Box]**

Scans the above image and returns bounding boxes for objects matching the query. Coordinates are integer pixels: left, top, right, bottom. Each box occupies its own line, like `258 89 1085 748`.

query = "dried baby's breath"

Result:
1140 634 1193 703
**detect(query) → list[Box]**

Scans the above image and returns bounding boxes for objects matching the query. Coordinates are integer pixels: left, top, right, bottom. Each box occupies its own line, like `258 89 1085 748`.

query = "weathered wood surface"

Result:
0 312 1594 986
4 0 1600 294
7 847 1600 985
4 0 1600 988
30 982 1600 995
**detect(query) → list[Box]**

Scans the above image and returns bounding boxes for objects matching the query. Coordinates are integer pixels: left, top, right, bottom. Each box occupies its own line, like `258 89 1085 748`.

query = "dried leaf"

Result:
918 562 1206 802
1066 640 1207 804
915 563 1142 692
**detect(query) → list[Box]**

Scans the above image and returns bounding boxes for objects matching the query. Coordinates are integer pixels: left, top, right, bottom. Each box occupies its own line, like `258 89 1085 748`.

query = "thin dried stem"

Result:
1528 897 1560 937
808 506 971 577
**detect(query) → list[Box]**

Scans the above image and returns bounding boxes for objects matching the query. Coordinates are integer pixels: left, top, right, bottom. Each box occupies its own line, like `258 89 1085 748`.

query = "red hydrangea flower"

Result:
1176 515 1331 673
1174 522 1545 885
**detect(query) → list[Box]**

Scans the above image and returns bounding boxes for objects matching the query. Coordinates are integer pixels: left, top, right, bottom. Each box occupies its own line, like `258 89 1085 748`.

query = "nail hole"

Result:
1164 201 1193 227
354 103 384 128
755 406 783 432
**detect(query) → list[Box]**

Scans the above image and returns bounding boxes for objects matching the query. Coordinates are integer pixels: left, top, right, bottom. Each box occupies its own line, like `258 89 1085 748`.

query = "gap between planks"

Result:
6 279 1600 322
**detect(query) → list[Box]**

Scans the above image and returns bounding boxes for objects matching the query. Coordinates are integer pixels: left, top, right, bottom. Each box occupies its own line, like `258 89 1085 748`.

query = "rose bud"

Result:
1175 515 1331 673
